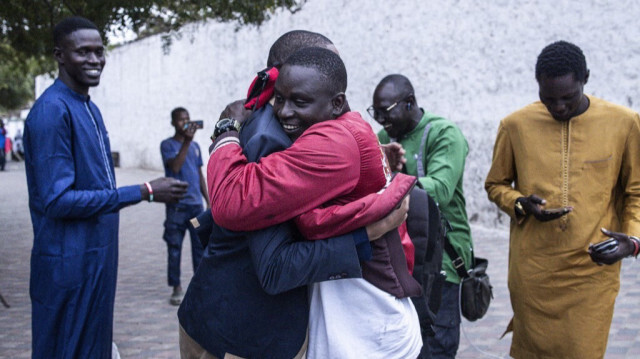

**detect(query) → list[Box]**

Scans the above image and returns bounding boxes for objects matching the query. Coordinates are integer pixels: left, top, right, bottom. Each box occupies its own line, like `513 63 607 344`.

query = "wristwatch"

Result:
211 118 240 141
514 198 526 217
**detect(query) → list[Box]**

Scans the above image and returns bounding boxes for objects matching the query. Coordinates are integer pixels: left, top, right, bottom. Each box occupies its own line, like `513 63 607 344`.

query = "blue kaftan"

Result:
24 79 141 358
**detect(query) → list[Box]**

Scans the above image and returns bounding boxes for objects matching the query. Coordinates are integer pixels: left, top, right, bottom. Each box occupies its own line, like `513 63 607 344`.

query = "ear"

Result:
53 46 64 64
406 95 416 111
584 69 590 85
331 92 347 118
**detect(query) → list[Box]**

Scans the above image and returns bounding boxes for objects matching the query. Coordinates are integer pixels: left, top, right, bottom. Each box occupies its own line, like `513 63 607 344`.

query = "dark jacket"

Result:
178 105 365 359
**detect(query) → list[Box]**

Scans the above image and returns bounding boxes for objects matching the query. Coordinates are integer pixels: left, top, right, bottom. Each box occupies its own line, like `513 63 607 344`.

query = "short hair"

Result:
267 30 333 67
376 74 415 97
535 40 588 82
283 47 347 94
171 107 188 121
53 16 100 47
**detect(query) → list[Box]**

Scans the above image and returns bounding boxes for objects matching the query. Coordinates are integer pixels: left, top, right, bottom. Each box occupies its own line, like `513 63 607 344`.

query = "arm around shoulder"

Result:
208 126 360 231
249 223 362 295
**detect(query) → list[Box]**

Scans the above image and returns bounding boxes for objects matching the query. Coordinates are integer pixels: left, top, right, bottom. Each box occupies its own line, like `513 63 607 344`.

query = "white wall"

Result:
36 0 640 227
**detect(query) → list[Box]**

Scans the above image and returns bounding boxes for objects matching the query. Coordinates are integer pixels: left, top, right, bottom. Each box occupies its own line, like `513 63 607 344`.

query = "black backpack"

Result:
399 121 447 357
406 184 447 341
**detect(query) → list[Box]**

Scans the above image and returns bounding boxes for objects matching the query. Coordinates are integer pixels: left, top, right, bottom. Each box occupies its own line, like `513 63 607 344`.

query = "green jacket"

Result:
378 111 473 283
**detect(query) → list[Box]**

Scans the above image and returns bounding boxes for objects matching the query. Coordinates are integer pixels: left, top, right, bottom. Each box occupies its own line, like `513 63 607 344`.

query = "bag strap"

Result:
416 122 432 178
416 121 467 278
444 239 469 279
411 121 466 278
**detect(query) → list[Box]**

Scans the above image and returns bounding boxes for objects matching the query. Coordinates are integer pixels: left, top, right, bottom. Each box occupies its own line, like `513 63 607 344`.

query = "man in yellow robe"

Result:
485 40 640 359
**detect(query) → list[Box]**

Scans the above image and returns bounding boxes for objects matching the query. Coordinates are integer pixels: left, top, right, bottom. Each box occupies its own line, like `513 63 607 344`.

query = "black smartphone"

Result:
184 120 204 130
591 238 618 254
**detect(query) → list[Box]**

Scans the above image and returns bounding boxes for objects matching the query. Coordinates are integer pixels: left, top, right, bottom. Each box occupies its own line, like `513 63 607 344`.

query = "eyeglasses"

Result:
366 95 413 123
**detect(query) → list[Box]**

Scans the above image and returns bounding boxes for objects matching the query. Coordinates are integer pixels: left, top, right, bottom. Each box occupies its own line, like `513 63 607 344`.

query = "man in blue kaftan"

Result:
24 16 187 358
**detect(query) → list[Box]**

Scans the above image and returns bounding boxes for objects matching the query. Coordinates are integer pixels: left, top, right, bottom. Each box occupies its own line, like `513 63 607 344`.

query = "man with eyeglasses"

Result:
372 74 474 359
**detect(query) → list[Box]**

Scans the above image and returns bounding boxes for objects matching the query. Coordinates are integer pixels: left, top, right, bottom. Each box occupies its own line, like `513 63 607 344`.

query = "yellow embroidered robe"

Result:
485 96 640 359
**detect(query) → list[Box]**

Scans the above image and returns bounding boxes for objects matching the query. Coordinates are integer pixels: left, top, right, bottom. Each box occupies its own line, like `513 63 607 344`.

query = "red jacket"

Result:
208 112 417 278
209 112 415 237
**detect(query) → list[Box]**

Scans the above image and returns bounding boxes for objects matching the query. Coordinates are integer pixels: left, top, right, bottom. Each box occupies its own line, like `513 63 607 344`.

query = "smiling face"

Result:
273 64 339 141
54 28 105 95
372 82 415 139
538 72 589 122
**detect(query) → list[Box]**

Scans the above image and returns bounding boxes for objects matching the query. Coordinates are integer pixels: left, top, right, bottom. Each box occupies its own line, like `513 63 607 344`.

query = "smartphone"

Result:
184 120 204 130
591 237 619 254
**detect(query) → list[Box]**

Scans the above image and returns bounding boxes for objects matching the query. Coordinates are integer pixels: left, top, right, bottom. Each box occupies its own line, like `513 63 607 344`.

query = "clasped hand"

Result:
219 99 253 124
380 143 406 172
365 195 410 241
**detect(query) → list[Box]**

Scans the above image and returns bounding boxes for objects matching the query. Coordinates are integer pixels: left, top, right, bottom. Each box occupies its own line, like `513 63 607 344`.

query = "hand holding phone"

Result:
589 228 637 265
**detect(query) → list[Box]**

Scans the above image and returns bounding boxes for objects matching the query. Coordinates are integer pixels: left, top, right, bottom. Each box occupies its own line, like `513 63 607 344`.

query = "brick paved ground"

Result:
1 160 640 358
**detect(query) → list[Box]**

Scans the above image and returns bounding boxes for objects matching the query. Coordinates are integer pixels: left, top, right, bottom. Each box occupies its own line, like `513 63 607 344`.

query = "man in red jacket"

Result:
179 31 411 359
208 47 422 358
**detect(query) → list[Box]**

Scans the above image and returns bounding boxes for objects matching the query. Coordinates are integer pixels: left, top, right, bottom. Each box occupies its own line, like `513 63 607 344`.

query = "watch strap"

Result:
212 118 240 141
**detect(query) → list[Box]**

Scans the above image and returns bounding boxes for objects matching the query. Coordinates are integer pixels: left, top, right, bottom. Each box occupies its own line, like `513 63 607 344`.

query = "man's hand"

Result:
365 195 410 241
589 228 637 265
141 177 189 204
220 99 253 124
381 143 406 172
517 194 572 222
183 122 198 142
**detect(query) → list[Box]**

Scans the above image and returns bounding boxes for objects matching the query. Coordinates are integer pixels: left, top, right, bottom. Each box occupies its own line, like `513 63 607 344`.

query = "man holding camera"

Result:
160 107 208 305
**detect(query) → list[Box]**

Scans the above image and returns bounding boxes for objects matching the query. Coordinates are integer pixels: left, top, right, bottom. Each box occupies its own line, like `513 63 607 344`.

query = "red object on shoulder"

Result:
397 222 414 274
244 67 279 110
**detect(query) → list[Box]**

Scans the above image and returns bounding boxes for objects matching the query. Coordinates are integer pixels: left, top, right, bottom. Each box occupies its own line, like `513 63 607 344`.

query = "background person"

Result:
373 74 474 359
0 120 6 170
14 129 24 161
485 40 640 358
24 16 187 358
160 107 208 305
5 136 12 162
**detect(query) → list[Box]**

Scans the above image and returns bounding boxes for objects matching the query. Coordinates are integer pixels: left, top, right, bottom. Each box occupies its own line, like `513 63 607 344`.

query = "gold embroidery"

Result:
560 121 570 231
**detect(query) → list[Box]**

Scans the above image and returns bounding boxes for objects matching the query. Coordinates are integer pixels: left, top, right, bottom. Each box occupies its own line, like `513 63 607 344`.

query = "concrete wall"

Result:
36 0 640 227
